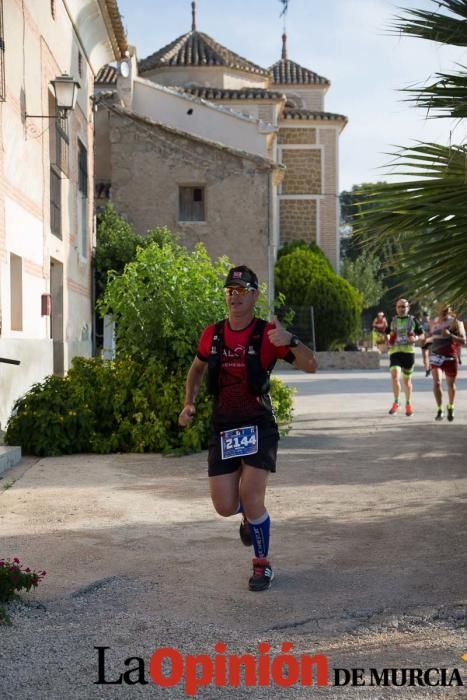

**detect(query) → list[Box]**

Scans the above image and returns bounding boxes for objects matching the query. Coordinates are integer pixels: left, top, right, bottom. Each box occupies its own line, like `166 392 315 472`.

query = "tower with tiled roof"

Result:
271 32 347 268
138 2 269 90
95 2 346 274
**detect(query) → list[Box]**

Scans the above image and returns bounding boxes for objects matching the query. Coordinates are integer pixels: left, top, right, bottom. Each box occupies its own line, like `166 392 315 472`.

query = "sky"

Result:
116 0 467 193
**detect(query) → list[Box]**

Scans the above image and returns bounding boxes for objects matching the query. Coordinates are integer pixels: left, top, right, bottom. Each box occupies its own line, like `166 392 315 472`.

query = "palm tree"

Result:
354 0 467 307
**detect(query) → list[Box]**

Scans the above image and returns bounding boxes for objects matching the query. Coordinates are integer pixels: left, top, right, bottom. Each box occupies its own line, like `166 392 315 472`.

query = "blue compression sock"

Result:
248 512 270 559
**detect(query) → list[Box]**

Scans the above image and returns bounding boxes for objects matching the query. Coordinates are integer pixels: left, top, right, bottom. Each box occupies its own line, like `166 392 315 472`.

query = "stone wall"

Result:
277 351 380 371
278 128 317 145
279 199 317 243
315 351 380 369
318 129 338 269
109 112 272 283
281 150 322 194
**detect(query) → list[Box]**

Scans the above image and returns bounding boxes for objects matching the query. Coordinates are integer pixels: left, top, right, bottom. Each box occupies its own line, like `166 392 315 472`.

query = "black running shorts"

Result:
208 424 279 477
389 351 415 375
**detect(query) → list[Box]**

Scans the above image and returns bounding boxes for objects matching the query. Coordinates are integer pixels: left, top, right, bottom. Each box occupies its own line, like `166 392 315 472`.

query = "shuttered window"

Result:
50 167 61 238
78 140 88 257
178 186 205 222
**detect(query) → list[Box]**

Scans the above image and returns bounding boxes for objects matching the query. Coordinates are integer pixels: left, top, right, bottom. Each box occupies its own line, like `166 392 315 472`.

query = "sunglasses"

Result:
224 287 254 297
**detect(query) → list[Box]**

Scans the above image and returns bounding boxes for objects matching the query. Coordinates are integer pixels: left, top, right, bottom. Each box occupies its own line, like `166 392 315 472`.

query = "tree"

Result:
98 242 231 369
353 0 467 307
94 204 176 300
275 248 362 350
340 253 385 311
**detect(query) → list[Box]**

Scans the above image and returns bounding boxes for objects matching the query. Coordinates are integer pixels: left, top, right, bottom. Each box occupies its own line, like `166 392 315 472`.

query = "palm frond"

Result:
392 0 467 47
401 68 467 117
353 143 467 306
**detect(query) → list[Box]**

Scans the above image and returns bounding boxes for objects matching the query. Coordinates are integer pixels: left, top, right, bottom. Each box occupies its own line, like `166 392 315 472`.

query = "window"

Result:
49 93 69 176
78 51 83 78
0 0 5 102
77 140 88 258
178 186 205 222
10 254 23 331
50 168 61 238
55 116 69 176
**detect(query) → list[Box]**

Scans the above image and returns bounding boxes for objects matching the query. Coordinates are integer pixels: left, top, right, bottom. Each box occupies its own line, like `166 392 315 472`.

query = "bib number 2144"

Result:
220 426 258 460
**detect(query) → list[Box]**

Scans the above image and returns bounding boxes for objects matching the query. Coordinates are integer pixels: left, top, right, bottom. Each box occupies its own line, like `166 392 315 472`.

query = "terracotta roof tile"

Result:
181 87 284 101
270 59 329 86
103 0 128 58
282 107 347 122
96 64 118 85
139 31 269 76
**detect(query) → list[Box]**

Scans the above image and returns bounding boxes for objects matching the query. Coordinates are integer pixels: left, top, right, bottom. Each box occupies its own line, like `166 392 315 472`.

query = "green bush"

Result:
5 357 294 456
98 242 232 369
7 231 296 456
94 204 177 300
270 376 295 436
277 240 333 269
275 249 363 350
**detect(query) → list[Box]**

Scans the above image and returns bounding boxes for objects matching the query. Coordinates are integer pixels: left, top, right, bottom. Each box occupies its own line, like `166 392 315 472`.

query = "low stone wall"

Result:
277 351 380 370
315 351 380 370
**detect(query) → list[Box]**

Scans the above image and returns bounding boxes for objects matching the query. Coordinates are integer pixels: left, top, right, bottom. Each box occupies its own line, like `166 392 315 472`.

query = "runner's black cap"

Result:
224 266 258 289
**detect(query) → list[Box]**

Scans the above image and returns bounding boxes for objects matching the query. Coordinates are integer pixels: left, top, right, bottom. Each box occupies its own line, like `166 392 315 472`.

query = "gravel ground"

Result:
1 365 466 699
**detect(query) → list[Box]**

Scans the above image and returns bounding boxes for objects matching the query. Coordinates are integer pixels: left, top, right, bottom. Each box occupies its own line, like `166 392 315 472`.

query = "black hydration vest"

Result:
206 319 275 397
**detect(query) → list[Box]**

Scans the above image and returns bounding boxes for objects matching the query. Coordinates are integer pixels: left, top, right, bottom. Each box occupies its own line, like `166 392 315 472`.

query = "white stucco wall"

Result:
131 79 270 158
0 0 120 428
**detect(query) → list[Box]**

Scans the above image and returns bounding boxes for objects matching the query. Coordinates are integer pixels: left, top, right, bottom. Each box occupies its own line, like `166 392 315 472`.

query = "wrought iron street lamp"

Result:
26 74 81 119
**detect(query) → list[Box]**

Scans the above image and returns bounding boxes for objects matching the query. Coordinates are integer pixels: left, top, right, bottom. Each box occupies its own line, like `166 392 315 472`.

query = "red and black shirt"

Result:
197 318 291 429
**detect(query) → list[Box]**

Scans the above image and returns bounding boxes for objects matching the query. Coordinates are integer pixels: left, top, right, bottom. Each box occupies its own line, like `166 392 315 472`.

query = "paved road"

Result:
1 362 466 698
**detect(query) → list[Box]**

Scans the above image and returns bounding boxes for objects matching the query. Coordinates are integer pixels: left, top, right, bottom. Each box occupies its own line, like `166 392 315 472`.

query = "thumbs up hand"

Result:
268 315 293 347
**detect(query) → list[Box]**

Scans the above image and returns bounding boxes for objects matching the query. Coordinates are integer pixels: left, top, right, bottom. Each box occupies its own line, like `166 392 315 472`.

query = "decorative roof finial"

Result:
191 1 196 31
282 32 288 60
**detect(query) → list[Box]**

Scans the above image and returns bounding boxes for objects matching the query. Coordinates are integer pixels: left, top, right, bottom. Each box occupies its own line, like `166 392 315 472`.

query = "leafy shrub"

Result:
94 204 177 300
4 375 94 456
5 357 294 456
0 557 46 624
277 240 333 269
275 248 332 305
98 242 233 369
275 249 363 350
270 376 295 436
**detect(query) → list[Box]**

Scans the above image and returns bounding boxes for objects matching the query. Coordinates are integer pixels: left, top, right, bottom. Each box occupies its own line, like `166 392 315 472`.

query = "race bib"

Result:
431 353 454 367
220 426 258 461
397 333 408 345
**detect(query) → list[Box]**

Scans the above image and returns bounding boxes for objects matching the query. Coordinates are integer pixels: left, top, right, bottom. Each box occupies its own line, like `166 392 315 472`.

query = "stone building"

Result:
95 4 346 294
0 0 127 428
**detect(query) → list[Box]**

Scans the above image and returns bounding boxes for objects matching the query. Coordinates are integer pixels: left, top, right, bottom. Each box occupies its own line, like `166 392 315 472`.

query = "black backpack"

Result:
206 319 276 397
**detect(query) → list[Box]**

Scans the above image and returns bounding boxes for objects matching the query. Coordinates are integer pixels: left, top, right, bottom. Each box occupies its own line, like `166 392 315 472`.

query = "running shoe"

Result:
447 407 454 422
239 517 252 547
405 404 413 417
435 408 444 421
388 402 399 415
248 558 274 592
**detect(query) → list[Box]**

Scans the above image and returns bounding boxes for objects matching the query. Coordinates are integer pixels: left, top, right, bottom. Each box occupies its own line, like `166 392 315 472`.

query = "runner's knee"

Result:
212 501 238 517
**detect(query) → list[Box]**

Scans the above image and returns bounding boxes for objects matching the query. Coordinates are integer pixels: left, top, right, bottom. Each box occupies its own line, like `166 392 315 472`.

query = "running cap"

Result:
224 265 258 289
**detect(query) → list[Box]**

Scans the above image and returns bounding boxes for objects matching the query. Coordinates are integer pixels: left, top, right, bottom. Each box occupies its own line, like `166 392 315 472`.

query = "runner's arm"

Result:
288 342 317 373
179 357 207 426
448 321 466 345
267 315 317 373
